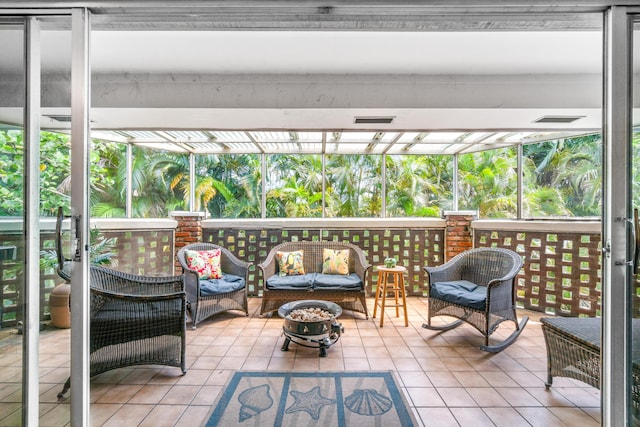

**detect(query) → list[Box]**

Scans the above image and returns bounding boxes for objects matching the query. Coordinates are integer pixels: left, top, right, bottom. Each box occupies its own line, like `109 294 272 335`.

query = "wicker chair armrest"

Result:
486 260 523 289
257 251 278 280
485 278 515 310
349 247 371 283
180 269 200 303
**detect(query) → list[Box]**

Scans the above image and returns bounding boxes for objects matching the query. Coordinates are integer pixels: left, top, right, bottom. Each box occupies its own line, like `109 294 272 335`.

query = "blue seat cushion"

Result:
430 280 487 311
313 273 363 290
266 273 315 290
199 274 245 296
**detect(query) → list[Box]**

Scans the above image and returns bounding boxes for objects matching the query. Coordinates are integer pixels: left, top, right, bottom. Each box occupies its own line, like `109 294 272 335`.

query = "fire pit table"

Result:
278 300 344 357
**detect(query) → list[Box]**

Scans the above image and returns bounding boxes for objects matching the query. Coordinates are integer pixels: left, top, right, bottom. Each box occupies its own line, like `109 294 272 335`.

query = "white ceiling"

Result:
87 30 603 75
0 16 615 153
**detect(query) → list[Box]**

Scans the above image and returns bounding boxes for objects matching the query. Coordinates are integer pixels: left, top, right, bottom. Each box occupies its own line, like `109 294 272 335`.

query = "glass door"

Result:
0 19 26 425
0 14 74 425
631 17 640 426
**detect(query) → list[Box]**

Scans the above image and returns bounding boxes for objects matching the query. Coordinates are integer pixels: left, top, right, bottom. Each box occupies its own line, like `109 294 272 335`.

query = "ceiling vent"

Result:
354 116 395 125
533 115 585 124
45 115 72 123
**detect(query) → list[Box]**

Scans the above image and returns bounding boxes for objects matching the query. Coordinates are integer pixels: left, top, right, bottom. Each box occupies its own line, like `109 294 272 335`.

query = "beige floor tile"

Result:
469 388 512 408
343 357 370 370
128 384 172 405
393 357 424 372
494 387 543 407
174 405 211 427
398 371 432 388
190 385 223 406
89 403 124 427
138 404 187 427
406 387 446 407
483 407 530 426
189 356 221 370
426 371 462 387
554 386 601 407
319 357 345 371
1 301 606 426
159 385 201 405
204 370 233 386
437 387 478 407
242 357 271 370
267 357 295 371
416 407 459 427
516 407 568 427
101 404 153 427
548 407 601 427
0 402 22 426
452 371 491 388
95 384 144 404
478 371 520 387
449 407 495 426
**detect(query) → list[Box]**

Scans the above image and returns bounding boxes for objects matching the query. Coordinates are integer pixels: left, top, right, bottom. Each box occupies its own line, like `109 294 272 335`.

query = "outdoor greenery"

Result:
0 129 620 219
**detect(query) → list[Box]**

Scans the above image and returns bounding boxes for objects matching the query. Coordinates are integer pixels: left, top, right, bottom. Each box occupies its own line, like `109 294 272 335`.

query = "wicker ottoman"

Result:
541 316 640 417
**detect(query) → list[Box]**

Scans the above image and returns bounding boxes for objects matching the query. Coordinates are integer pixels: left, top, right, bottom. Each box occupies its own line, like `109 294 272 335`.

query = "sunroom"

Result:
0 2 638 426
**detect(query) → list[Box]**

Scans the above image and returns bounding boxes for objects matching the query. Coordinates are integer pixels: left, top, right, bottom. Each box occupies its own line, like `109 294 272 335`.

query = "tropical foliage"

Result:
0 129 616 219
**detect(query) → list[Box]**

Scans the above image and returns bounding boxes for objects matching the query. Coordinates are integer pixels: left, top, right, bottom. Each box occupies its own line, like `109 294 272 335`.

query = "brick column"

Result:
443 210 477 261
170 211 206 271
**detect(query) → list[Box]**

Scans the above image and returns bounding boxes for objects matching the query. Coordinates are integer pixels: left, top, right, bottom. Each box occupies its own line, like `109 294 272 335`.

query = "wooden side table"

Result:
372 265 408 327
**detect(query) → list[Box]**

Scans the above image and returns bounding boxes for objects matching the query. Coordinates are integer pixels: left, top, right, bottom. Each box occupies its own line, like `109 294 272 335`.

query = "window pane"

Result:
131 146 187 218
522 134 601 218
266 154 322 218
326 154 381 217
197 154 261 218
90 139 126 218
385 154 453 217
458 147 517 218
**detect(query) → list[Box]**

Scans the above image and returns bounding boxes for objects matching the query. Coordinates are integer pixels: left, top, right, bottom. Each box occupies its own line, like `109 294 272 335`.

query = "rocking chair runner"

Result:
422 247 527 352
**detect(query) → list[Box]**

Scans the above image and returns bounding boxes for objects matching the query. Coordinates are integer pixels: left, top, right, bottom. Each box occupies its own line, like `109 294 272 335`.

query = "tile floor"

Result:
1 297 601 426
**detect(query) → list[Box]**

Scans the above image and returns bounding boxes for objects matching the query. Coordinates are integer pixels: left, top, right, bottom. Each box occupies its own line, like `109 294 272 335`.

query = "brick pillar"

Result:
443 210 477 261
170 211 206 271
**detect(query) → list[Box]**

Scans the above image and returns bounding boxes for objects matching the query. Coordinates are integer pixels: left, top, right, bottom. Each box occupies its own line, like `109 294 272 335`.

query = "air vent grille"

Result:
533 115 585 124
45 115 72 123
354 116 395 124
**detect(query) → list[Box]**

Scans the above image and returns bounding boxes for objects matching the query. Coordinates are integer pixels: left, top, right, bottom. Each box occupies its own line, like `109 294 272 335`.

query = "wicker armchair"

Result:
423 247 527 352
57 266 186 399
177 243 250 329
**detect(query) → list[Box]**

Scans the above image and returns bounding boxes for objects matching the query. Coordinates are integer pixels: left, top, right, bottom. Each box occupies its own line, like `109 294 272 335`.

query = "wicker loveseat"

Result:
58 266 186 399
258 241 371 318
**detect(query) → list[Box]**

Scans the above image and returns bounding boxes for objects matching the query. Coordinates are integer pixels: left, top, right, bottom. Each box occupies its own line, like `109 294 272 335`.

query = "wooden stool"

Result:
373 265 408 327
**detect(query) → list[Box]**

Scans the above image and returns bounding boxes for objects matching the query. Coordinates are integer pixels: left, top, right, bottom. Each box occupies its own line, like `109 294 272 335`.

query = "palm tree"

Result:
325 154 381 217
458 148 518 218
385 154 453 217
266 154 323 217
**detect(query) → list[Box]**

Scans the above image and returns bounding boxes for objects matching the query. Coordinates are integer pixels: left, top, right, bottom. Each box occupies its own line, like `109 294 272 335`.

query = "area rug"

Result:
203 371 418 427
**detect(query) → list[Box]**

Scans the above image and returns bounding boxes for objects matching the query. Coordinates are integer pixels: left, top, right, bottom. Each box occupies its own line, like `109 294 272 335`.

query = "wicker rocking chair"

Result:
177 243 250 329
422 247 527 353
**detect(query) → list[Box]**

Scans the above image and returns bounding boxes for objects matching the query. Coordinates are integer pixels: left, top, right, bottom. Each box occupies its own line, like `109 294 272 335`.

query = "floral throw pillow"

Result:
276 250 305 276
185 249 222 280
322 248 350 275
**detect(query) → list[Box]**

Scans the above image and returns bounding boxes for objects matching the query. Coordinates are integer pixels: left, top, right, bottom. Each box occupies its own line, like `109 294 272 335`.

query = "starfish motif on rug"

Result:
285 385 336 420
